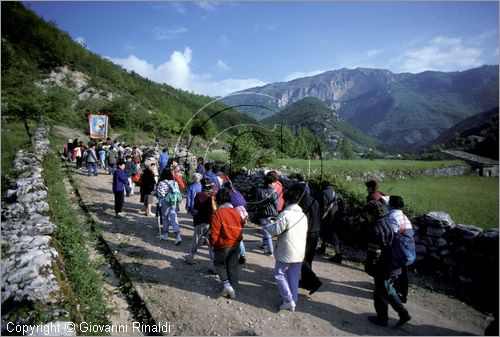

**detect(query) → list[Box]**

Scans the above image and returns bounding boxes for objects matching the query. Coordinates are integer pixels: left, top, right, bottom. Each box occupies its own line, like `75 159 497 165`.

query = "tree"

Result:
339 137 355 159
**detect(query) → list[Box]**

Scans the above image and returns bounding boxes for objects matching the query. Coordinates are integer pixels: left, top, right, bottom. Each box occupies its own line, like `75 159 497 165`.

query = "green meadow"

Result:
344 176 498 229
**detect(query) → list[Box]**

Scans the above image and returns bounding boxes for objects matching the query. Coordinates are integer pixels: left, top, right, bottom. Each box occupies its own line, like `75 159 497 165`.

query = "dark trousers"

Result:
395 265 409 301
114 191 124 214
373 276 408 322
300 232 321 289
213 244 240 291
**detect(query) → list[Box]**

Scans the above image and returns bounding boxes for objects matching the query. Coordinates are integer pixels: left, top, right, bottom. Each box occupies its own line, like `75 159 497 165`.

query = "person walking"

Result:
364 200 411 327
210 188 244 299
224 180 249 265
159 148 170 175
85 143 99 176
266 184 308 312
106 146 118 175
124 155 138 196
140 162 157 217
297 183 323 295
385 196 415 304
112 160 129 218
254 175 279 256
318 180 346 263
156 169 182 245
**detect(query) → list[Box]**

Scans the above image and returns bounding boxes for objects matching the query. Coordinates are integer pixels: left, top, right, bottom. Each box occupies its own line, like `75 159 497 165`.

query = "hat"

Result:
116 160 126 166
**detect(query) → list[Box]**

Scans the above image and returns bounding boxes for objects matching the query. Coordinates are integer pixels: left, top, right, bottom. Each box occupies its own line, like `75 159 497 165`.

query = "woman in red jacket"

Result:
210 188 244 299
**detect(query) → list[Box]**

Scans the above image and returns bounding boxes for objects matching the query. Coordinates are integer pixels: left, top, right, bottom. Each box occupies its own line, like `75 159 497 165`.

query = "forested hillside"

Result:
1 2 256 142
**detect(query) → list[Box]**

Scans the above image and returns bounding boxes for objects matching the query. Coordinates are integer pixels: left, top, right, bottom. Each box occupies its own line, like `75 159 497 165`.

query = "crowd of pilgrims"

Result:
62 138 413 327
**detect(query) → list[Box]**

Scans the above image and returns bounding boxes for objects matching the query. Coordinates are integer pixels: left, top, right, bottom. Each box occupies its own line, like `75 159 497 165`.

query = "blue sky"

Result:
25 1 499 97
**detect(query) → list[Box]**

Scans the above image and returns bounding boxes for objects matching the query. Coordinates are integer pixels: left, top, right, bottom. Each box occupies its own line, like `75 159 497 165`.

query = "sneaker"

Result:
183 255 195 264
264 250 273 256
309 280 323 295
160 234 168 241
367 316 388 327
115 212 125 218
279 300 296 312
175 237 182 246
238 256 246 265
396 313 411 326
221 286 236 299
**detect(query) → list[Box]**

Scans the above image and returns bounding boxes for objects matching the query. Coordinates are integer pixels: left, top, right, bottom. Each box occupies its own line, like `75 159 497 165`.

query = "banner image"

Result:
89 114 108 139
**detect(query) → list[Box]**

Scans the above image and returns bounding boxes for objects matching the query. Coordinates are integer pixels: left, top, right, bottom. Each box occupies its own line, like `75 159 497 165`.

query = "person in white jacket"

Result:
266 184 308 312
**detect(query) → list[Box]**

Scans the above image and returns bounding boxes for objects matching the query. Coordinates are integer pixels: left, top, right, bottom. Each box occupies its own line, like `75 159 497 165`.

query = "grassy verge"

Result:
340 176 499 229
43 155 111 335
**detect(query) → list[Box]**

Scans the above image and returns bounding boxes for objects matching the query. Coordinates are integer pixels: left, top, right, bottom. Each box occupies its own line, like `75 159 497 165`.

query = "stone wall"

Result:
1 126 68 322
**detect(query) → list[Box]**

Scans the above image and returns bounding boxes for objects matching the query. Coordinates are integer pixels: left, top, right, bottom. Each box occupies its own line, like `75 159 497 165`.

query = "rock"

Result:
453 224 482 241
423 212 455 229
436 238 448 247
426 227 446 237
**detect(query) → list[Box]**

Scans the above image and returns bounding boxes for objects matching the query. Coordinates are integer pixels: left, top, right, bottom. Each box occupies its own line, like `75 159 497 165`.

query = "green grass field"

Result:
272 158 465 172
344 176 499 230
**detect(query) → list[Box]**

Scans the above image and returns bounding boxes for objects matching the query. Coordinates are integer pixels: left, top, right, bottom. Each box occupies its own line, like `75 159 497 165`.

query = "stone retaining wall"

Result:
1 126 68 322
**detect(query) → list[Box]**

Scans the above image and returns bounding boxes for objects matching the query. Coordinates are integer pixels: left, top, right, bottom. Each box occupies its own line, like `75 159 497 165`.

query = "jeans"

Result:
259 218 274 254
274 261 302 303
87 162 98 176
158 200 180 234
108 163 116 174
239 241 246 257
99 150 106 168
373 276 408 322
213 244 240 291
189 223 213 259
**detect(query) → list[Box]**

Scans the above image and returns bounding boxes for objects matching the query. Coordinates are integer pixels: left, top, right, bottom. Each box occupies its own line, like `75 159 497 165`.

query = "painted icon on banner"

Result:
89 114 108 138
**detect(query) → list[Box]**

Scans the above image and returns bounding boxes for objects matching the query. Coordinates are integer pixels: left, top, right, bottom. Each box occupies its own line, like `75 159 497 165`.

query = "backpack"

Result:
255 189 278 218
390 216 416 267
163 181 182 207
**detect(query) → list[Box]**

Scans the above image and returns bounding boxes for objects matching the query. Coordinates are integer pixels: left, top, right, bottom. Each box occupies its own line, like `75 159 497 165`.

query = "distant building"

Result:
442 150 499 177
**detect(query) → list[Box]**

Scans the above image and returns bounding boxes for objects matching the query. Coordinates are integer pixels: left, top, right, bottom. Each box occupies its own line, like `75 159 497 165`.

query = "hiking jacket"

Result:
255 187 279 218
124 160 138 177
112 169 129 193
139 168 156 195
266 203 308 263
299 194 321 233
210 204 243 249
85 148 98 163
186 182 202 215
193 190 214 225
365 217 402 279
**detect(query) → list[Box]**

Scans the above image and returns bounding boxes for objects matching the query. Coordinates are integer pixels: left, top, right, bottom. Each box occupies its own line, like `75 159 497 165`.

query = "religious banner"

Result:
89 114 109 139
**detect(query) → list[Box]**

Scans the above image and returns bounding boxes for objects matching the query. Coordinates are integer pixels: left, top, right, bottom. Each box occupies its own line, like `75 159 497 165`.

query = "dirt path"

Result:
73 168 488 336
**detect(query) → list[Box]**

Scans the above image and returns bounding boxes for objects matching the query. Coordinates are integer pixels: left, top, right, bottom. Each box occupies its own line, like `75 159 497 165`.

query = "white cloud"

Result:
153 27 188 40
151 3 185 14
392 35 484 73
74 36 85 46
216 60 230 71
108 48 265 97
196 1 217 12
283 69 327 82
366 49 383 58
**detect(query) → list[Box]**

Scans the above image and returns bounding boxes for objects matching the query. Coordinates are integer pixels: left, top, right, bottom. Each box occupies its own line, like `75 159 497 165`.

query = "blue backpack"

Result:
390 217 416 266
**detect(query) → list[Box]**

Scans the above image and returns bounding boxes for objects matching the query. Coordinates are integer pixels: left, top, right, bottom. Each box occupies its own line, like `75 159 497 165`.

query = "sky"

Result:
24 1 499 97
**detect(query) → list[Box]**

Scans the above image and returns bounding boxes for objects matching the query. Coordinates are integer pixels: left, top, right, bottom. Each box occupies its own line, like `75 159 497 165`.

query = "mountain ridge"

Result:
224 65 498 151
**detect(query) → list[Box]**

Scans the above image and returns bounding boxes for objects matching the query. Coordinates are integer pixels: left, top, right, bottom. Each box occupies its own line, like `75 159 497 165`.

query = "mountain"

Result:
226 66 498 151
1 2 256 142
426 106 499 160
262 97 390 156
339 66 499 150
221 68 410 120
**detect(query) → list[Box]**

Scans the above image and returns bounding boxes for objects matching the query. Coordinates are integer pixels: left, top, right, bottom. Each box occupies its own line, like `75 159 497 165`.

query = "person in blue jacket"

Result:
112 160 129 218
159 148 170 175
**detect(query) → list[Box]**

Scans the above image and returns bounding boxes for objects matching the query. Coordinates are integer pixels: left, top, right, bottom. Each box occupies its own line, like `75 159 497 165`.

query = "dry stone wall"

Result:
1 126 69 325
